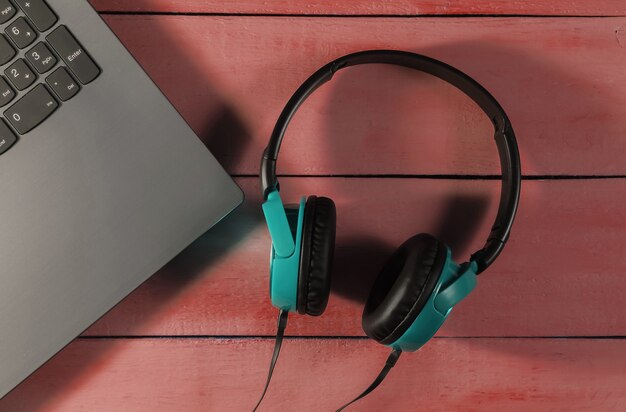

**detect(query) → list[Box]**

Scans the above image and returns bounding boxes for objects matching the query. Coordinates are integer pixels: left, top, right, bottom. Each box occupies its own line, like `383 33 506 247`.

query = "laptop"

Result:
0 0 243 398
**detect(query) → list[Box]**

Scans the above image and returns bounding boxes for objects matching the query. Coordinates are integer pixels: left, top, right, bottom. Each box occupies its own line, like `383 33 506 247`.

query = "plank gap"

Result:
233 174 626 180
96 12 626 18
77 335 626 340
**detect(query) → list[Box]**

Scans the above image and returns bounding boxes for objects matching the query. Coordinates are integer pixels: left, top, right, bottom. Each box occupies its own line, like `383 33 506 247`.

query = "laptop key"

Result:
47 26 99 84
0 35 15 65
5 59 36 90
4 84 58 134
0 119 16 154
14 0 57 32
46 67 79 101
26 42 56 73
5 17 37 49
0 76 15 106
0 0 16 24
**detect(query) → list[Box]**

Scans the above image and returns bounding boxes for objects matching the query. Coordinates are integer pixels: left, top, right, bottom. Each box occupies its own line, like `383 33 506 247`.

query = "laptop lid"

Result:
0 0 243 397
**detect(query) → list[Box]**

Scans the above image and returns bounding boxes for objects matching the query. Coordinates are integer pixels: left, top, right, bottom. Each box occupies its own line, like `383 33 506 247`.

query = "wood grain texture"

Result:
83 177 626 338
89 0 626 16
100 15 626 176
2 338 624 411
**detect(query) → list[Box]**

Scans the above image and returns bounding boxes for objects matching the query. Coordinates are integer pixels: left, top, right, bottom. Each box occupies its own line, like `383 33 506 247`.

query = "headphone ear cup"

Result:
362 234 447 344
297 196 336 316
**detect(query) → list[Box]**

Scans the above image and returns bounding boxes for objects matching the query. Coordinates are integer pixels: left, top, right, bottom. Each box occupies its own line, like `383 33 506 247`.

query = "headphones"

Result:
261 50 521 353
255 51 522 412
256 50 521 410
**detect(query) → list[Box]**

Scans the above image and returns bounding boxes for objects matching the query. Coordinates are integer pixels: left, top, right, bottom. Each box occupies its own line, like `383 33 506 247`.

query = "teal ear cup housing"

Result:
262 190 305 312
261 188 479 350
390 252 478 352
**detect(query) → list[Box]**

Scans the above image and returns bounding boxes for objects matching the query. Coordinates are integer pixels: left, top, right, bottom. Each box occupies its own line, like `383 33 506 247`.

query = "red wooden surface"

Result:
84 177 626 338
2 338 625 411
90 0 626 16
1 1 625 410
101 15 626 176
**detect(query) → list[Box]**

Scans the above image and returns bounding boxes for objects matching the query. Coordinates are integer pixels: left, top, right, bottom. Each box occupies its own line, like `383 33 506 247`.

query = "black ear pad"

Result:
297 196 336 316
362 234 447 345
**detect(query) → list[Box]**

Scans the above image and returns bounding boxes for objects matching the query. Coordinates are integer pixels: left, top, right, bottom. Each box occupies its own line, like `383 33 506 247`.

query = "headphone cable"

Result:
335 348 402 412
252 309 289 412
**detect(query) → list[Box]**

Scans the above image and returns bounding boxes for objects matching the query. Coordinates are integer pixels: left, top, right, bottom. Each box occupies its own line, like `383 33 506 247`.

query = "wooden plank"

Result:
89 0 626 16
100 15 626 176
84 177 626 337
2 338 624 411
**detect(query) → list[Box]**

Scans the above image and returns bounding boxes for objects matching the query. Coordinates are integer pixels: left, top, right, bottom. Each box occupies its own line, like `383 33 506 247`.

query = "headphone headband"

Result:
260 50 521 273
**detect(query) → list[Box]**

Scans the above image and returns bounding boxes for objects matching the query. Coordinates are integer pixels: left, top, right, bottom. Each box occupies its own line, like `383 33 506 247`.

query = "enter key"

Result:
46 25 100 85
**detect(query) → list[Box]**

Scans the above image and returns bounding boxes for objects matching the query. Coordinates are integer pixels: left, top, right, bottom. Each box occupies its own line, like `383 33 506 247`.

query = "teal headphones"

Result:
255 50 521 411
261 50 520 352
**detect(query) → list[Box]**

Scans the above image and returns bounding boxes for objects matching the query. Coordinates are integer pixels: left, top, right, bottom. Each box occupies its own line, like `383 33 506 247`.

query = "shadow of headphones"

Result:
256 50 521 410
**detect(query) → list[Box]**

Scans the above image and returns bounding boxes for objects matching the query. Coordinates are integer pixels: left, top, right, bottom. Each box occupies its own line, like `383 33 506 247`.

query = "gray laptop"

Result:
0 0 243 398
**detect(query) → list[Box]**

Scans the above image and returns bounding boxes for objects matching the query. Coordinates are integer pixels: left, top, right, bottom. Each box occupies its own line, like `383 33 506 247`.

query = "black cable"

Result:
252 310 289 412
335 349 402 412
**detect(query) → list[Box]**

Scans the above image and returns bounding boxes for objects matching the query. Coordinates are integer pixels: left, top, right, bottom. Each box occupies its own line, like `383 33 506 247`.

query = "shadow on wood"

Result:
331 193 489 305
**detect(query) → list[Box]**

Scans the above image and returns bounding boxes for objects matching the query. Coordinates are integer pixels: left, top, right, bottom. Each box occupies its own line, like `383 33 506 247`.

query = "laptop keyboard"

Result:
0 0 100 155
